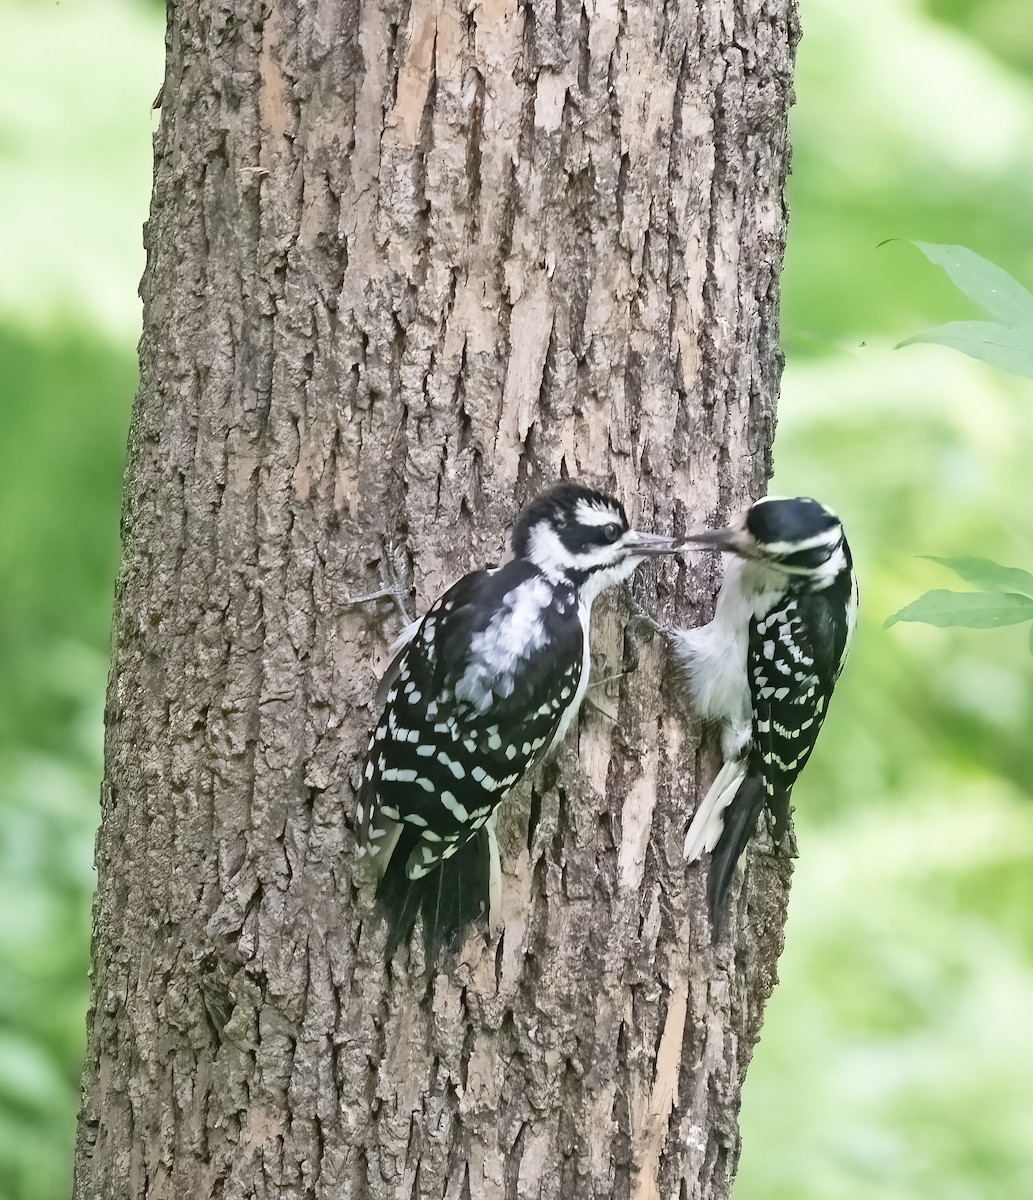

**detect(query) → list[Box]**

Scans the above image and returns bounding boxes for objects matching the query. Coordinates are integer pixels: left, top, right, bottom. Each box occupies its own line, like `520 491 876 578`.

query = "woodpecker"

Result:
357 481 679 958
673 496 857 930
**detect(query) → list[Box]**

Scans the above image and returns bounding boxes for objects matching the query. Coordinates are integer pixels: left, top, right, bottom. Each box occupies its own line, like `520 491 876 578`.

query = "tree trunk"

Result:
74 0 797 1196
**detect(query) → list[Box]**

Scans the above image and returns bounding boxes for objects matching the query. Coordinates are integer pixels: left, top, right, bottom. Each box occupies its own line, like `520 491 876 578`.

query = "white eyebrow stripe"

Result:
762 528 842 554
574 498 622 527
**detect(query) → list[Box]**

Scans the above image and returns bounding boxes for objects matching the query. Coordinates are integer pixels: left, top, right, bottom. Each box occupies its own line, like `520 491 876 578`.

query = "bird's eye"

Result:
604 522 622 543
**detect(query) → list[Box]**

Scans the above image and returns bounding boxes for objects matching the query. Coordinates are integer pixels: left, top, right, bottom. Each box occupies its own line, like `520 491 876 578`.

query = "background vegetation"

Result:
2 0 1030 1196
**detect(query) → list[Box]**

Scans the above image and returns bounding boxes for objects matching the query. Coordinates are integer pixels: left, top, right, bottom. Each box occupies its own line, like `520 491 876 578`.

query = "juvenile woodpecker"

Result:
673 496 857 929
357 481 679 958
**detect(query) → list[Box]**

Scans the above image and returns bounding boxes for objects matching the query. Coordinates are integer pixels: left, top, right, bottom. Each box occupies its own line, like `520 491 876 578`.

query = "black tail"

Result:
707 773 768 937
375 825 491 963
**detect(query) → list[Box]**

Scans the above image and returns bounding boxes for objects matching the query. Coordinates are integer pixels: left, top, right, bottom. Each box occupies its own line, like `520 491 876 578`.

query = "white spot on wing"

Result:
440 791 470 821
436 752 466 779
381 767 418 783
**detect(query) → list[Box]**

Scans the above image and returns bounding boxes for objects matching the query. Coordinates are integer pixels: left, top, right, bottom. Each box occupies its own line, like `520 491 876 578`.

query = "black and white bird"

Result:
673 496 857 929
357 481 679 958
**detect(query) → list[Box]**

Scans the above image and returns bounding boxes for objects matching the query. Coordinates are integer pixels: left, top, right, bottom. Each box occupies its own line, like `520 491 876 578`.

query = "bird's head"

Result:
682 496 850 588
512 482 678 598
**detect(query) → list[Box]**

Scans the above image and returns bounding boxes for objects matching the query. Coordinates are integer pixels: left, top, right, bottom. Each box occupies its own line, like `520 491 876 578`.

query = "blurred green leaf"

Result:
886 589 1033 629
911 242 1033 327
898 321 1033 380
898 245 1033 379
925 556 1033 599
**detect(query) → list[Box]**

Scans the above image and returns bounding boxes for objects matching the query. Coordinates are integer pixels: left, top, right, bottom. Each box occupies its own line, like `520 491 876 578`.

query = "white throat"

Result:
578 555 643 607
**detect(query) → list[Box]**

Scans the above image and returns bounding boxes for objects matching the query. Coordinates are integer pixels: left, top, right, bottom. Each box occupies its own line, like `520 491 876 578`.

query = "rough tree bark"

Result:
74 0 797 1196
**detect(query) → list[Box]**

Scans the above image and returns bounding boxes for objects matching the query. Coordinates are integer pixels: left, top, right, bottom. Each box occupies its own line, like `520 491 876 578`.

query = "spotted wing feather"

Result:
357 558 584 949
748 577 853 839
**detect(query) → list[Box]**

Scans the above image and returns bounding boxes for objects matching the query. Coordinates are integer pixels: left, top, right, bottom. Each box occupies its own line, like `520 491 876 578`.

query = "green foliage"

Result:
887 557 1033 641
887 588 1033 630
0 327 135 1200
908 243 1033 327
4 1 1033 1199
901 320 1033 379
0 325 131 1199
889 245 1033 643
0 3 160 1197
741 791 1033 1200
781 0 1033 353
898 243 1033 379
0 0 162 335
0 723 104 1200
924 555 1033 597
0 329 136 749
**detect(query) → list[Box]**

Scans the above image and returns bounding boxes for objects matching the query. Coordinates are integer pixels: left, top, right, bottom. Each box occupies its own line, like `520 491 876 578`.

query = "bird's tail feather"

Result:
375 825 491 963
684 760 747 861
706 772 767 935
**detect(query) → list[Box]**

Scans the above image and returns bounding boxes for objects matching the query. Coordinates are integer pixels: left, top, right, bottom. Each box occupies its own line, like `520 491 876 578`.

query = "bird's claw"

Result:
342 540 416 627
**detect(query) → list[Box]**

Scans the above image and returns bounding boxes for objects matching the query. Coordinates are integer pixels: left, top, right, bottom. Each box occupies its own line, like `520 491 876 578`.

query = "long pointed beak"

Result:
677 526 743 553
623 530 681 556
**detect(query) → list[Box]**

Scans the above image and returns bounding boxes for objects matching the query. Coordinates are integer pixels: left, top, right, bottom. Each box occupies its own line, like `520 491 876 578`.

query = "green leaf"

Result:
924 556 1033 600
897 321 1033 381
885 590 1033 630
912 242 1033 328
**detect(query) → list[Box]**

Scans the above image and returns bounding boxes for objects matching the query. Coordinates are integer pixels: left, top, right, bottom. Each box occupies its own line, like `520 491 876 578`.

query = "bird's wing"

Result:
358 560 584 878
747 582 851 840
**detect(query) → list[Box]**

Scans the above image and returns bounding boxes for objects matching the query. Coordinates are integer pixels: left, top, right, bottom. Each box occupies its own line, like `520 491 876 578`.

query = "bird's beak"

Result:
623 530 681 556
677 526 745 554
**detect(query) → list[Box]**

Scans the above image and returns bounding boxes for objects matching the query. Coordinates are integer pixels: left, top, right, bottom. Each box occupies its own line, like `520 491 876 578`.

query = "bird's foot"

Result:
626 586 671 638
342 540 416 627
